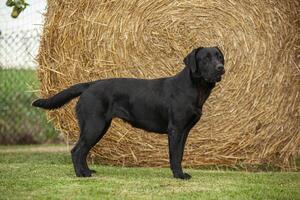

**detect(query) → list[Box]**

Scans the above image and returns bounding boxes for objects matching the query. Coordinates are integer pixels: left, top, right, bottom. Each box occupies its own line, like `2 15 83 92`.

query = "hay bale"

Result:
37 0 300 170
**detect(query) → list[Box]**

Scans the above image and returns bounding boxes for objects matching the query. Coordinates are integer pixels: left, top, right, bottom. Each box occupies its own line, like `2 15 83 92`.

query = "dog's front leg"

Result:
168 128 191 180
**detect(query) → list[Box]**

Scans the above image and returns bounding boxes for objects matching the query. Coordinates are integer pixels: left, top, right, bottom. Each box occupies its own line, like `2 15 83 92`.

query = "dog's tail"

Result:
32 82 94 110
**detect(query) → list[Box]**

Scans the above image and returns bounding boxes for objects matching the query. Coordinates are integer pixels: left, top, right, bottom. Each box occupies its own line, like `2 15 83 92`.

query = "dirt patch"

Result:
0 145 72 153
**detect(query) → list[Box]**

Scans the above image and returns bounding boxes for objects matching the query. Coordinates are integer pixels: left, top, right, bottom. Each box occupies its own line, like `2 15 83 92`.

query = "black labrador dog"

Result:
32 47 225 179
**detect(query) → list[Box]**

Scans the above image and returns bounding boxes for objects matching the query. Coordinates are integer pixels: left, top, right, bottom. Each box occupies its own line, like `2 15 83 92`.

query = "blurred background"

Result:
0 0 60 144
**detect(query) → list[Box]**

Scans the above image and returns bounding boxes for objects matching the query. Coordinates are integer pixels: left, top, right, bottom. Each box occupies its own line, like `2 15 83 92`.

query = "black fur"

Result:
32 82 92 109
32 47 225 179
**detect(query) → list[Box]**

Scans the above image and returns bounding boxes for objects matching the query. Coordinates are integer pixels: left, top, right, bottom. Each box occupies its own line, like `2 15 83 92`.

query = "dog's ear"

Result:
184 47 203 74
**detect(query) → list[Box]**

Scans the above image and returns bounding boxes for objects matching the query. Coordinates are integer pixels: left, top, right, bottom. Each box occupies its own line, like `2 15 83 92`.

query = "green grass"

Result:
0 145 299 200
0 69 58 144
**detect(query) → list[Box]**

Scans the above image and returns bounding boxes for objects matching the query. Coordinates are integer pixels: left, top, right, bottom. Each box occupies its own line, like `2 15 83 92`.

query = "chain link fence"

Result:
0 28 40 68
0 28 59 144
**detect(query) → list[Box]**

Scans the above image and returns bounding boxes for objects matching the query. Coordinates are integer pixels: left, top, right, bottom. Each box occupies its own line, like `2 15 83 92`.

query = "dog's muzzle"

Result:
216 64 225 75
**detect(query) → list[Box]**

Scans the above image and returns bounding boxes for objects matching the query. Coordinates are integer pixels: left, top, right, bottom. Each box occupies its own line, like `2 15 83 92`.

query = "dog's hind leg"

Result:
71 114 111 177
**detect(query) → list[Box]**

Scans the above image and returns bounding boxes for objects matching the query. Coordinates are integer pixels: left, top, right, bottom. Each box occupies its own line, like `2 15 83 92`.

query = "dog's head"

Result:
184 47 225 83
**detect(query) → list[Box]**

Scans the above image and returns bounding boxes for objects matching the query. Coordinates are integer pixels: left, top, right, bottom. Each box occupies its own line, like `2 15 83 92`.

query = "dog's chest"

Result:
197 88 211 108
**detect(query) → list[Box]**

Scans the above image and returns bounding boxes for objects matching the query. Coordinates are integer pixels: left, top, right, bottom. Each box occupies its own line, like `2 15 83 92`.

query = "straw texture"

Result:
37 0 300 170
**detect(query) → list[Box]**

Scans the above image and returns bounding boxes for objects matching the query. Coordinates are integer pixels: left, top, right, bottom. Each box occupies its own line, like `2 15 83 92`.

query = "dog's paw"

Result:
174 172 192 180
76 169 92 177
182 173 192 179
89 169 96 174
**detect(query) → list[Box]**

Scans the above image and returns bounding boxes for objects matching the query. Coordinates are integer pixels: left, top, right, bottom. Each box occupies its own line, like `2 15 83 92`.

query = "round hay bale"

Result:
37 0 300 170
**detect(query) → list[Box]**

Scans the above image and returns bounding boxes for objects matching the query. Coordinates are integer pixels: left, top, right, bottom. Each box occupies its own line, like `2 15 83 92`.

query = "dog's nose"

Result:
216 64 225 74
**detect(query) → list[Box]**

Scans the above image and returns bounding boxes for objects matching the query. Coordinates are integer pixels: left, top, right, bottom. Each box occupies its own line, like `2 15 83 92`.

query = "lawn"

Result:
0 145 299 200
0 69 58 144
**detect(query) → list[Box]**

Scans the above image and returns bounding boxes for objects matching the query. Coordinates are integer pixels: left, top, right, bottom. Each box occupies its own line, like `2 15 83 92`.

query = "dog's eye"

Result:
216 53 222 60
218 55 224 63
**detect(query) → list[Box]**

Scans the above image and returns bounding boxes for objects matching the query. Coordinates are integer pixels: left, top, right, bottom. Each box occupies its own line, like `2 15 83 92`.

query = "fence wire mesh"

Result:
0 29 40 69
0 28 58 144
